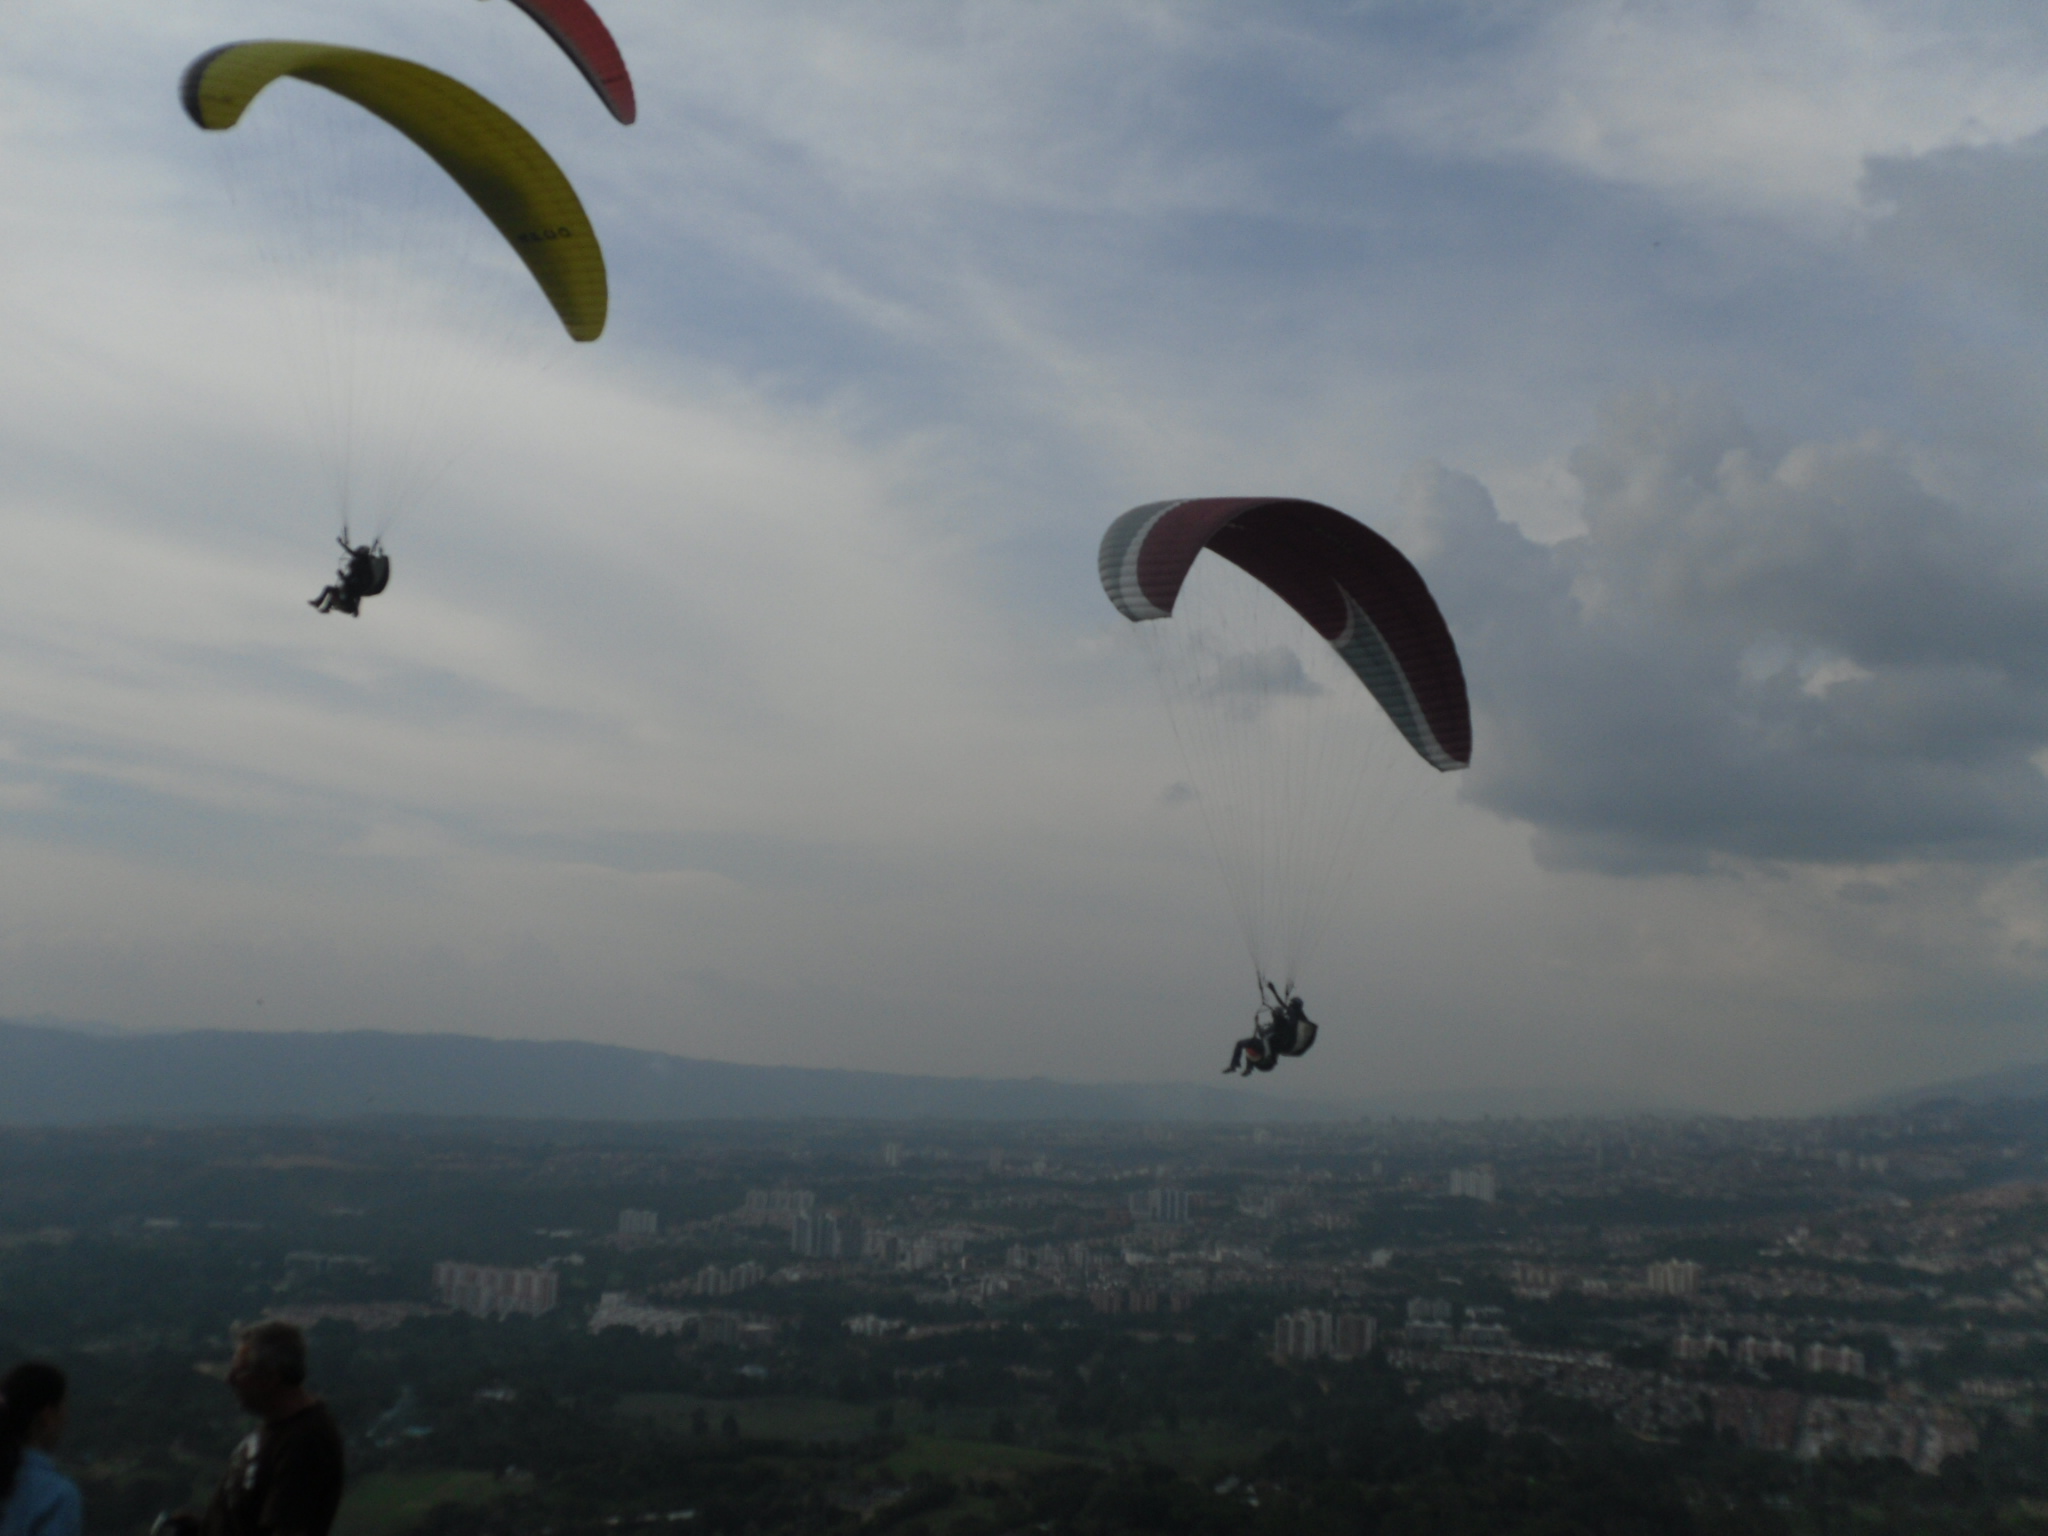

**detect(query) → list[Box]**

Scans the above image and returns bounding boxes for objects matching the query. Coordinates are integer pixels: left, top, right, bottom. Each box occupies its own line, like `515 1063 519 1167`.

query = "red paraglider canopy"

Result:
1099 497 1471 771
504 0 636 123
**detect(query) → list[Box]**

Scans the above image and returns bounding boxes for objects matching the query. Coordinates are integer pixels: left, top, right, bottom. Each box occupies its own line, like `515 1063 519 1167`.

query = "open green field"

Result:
333 1471 504 1536
616 1392 1236 1479
1124 1421 1276 1475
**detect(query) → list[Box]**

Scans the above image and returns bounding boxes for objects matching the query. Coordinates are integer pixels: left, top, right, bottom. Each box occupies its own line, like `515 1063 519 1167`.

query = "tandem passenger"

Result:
0 1361 81 1536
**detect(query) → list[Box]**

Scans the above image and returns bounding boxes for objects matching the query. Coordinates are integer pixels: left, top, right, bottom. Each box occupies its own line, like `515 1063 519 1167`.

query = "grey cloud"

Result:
0 718 907 896
1417 384 2048 873
1199 645 1322 702
484 826 922 897
1865 130 2048 313
1565 392 2048 673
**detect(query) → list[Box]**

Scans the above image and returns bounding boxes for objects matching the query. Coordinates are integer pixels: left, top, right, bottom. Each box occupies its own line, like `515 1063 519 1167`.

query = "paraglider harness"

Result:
1226 978 1320 1075
311 529 391 616
1260 979 1319 1059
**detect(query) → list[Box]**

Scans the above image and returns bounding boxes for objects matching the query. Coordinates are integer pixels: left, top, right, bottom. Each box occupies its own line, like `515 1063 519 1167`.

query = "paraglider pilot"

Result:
310 533 390 617
1224 979 1319 1075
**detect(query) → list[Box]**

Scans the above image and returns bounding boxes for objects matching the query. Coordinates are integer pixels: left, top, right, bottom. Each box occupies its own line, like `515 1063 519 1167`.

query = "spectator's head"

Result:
0 1361 68 1500
228 1322 308 1419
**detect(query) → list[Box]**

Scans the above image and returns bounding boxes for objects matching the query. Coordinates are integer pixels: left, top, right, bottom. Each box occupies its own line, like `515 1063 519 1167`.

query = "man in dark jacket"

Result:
165 1323 344 1536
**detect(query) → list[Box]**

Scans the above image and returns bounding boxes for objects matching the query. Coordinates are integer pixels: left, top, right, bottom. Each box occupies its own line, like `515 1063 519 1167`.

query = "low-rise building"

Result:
1736 1336 1796 1369
792 1212 856 1259
589 1292 692 1337
1334 1313 1377 1359
1129 1187 1192 1224
697 1313 777 1349
1508 1260 1563 1298
1804 1342 1866 1378
1647 1258 1701 1296
1448 1166 1498 1202
1276 1309 1376 1362
1673 1331 1727 1362
1275 1309 1333 1362
687 1261 765 1297
1406 1295 1455 1344
433 1262 558 1319
738 1189 814 1227
1460 1306 1511 1348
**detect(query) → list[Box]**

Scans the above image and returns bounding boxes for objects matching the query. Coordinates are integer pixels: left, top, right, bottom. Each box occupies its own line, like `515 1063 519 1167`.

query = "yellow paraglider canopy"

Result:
183 41 606 341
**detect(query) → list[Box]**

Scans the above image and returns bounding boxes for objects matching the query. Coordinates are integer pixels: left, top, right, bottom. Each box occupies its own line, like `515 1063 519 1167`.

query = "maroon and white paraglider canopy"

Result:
1099 498 1470 772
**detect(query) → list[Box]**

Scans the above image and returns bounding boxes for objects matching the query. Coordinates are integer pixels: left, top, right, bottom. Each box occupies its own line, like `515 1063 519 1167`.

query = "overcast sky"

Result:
5 1 2048 1114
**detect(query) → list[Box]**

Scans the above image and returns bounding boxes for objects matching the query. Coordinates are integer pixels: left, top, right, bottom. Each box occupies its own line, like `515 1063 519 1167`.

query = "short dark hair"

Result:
238 1321 307 1387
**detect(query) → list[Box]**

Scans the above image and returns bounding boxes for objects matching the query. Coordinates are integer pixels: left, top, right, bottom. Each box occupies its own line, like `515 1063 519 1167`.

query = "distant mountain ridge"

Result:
0 1019 1351 1125
1862 1060 2048 1110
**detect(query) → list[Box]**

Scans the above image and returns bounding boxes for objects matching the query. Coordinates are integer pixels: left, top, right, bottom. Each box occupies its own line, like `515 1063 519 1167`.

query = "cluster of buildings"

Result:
418 1111 2039 1484
587 1291 776 1349
1399 1298 1510 1349
859 1227 969 1271
1272 1308 1376 1362
263 1302 437 1332
1006 1241 1096 1276
1127 1187 1191 1224
844 1313 905 1338
433 1262 559 1319
791 1211 857 1259
670 1261 766 1298
739 1189 974 1272
1713 1385 1975 1473
1674 1332 1866 1378
1645 1258 1701 1296
587 1291 692 1337
1505 1257 1706 1301
1446 1165 1497 1202
737 1188 814 1226
1384 1321 1970 1470
1089 1285 1196 1315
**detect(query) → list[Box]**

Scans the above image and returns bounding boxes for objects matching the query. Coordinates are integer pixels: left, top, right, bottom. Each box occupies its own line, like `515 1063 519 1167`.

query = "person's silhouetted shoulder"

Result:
0 1361 79 1536
203 1402 344 1536
0 1446 80 1536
